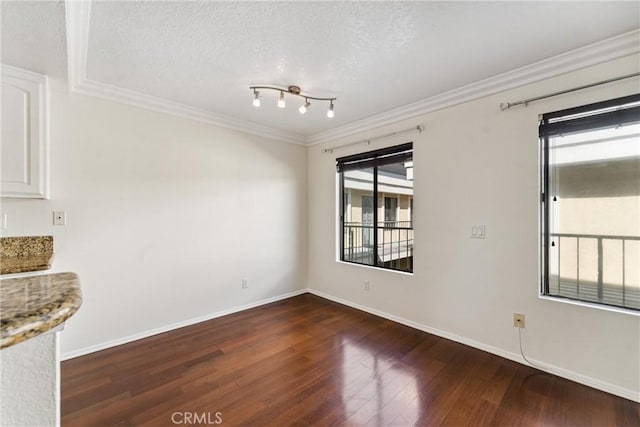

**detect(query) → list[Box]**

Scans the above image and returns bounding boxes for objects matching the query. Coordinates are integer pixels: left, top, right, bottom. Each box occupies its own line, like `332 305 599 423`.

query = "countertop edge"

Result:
0 272 83 350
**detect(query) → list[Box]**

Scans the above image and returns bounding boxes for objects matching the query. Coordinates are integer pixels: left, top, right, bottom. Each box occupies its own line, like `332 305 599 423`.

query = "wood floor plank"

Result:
62 293 640 426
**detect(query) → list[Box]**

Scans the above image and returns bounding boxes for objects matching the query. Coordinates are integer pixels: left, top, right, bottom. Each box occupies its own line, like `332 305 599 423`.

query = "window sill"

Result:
337 260 414 276
539 294 640 317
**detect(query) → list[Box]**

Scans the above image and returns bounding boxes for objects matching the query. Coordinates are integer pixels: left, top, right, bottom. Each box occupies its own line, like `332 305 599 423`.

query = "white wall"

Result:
0 333 59 426
307 54 640 401
0 80 308 357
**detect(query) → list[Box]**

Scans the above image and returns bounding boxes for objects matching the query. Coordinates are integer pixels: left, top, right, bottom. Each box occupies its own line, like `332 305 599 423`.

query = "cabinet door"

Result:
1 65 48 198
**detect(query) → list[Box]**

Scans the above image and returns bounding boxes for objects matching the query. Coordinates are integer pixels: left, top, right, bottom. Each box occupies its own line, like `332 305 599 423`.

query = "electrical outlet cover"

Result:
513 313 525 328
53 211 66 226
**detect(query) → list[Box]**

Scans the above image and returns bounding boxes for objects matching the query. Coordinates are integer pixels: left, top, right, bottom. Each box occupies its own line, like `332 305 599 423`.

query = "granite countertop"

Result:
1 236 54 275
0 272 82 349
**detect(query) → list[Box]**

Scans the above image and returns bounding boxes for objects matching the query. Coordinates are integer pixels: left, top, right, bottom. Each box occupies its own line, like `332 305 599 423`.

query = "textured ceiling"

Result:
1 1 67 80
2 1 639 141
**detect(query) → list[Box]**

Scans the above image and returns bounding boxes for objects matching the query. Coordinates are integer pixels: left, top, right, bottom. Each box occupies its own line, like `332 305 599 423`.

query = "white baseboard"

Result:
307 289 640 403
60 289 308 361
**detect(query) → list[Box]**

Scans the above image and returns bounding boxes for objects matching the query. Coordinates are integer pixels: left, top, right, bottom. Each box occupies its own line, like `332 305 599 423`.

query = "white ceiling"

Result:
1 1 68 81
2 1 639 144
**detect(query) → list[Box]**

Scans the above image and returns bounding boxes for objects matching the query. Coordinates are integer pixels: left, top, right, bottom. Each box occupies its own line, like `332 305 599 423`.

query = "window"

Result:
338 143 413 273
540 94 640 311
384 197 398 224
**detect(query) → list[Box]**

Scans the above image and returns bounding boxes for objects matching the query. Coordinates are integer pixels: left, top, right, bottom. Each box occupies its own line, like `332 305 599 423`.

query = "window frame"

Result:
337 142 414 274
539 93 640 312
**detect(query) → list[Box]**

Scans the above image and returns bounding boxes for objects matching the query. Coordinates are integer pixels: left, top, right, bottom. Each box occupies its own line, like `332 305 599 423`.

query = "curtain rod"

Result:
322 125 423 154
500 72 640 111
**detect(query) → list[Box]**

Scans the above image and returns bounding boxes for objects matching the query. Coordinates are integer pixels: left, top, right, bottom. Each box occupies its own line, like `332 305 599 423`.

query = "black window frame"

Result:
540 93 640 311
337 142 414 273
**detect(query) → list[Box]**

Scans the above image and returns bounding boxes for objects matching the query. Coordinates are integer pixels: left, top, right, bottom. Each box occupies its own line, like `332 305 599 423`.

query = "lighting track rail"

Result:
250 85 336 118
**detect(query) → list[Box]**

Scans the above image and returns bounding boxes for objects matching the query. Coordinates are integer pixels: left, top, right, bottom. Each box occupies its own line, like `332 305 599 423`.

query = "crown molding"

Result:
307 29 640 146
72 78 307 145
65 1 638 147
64 0 306 145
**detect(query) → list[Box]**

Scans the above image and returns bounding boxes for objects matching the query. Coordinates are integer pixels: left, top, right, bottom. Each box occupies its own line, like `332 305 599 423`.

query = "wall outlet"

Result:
241 279 248 289
53 211 66 226
513 313 525 328
364 280 370 291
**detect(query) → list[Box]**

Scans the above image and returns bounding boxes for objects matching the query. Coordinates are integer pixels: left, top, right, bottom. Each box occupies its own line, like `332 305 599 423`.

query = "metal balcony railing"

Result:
343 222 414 267
549 232 640 309
377 221 413 264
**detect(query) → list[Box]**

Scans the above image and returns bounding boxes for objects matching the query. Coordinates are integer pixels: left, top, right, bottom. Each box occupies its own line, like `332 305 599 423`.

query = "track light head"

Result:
327 101 335 118
277 91 286 108
299 99 311 114
252 90 260 107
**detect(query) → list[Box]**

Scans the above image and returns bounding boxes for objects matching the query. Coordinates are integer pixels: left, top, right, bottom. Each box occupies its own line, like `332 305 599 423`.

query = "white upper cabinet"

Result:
1 65 49 198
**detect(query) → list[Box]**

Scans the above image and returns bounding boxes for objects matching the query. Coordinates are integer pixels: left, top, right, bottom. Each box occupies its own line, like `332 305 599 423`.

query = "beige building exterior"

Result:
549 125 639 309
343 166 413 270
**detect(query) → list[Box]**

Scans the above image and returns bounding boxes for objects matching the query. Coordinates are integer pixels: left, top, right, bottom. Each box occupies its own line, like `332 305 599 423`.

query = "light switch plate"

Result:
471 225 485 239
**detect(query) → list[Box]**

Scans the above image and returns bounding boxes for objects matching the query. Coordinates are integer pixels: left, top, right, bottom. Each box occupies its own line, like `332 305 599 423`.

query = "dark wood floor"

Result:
62 294 639 426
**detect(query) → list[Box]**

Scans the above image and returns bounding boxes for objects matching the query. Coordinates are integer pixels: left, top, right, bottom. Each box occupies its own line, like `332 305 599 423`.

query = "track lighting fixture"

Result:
249 85 336 118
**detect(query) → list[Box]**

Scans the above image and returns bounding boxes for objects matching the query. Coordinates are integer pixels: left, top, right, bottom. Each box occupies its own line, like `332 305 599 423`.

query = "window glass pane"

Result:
547 122 640 310
376 160 413 271
343 168 375 266
338 143 414 274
